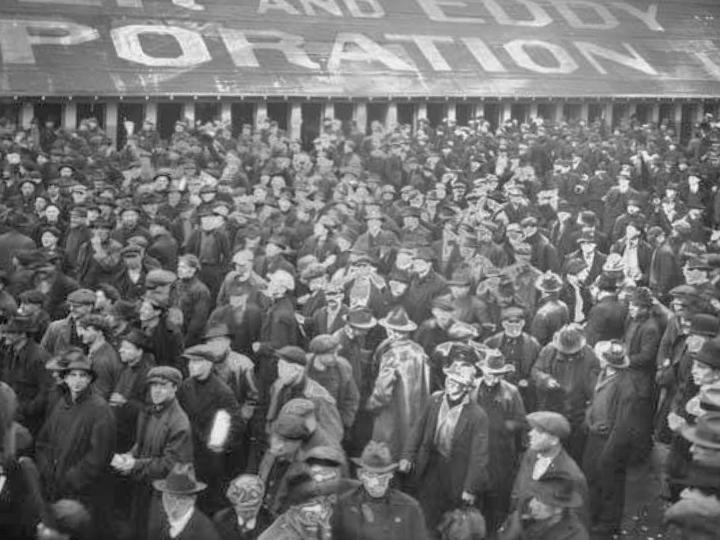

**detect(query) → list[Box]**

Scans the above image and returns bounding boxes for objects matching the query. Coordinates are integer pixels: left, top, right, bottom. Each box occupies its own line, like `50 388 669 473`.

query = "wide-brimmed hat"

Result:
596 340 630 369
283 463 339 506
480 349 515 375
681 412 720 449
351 440 398 473
153 463 207 494
443 360 477 388
379 306 417 332
343 307 377 329
59 349 94 377
529 471 583 508
689 314 720 337
552 324 586 355
535 271 563 293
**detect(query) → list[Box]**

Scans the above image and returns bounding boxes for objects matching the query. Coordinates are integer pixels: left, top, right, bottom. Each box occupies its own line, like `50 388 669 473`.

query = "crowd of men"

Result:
0 109 720 540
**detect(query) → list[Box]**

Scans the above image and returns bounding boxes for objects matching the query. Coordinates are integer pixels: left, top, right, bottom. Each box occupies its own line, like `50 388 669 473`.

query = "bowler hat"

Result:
689 314 720 338
351 440 398 473
527 411 571 439
481 349 515 375
694 338 720 369
153 463 206 494
60 349 94 377
273 413 311 440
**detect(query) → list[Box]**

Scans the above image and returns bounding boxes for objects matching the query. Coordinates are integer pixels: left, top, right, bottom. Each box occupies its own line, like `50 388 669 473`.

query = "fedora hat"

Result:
153 463 207 494
343 307 377 329
535 271 563 293
481 349 515 375
681 412 720 449
552 324 586 355
350 441 398 474
694 338 720 369
597 340 630 369
379 306 417 333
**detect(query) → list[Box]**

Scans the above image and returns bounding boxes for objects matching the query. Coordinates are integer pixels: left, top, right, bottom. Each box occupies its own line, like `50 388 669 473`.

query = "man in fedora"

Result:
584 274 627 346
582 341 638 536
532 324 600 463
214 474 269 540
475 349 527 534
332 440 429 540
36 349 116 531
368 306 429 460
150 463 220 540
401 359 489 535
530 271 569 346
0 313 50 435
500 471 588 540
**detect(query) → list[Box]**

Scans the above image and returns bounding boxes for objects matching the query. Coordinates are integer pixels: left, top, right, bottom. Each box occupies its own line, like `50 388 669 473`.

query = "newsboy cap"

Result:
527 411 571 440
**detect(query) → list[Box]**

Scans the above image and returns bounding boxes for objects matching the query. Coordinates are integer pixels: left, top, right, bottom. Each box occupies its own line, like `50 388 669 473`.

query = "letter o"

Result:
504 39 578 74
112 25 211 67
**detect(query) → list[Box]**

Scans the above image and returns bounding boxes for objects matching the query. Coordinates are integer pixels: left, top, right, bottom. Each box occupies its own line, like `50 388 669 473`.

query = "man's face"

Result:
388 280 408 298
124 253 142 270
277 359 304 382
269 433 302 459
444 378 468 401
432 308 452 326
528 428 555 452
412 258 431 275
683 267 707 285
78 325 100 345
122 211 139 228
188 358 213 380
119 340 143 364
150 380 176 405
265 243 282 258
502 317 525 337
692 360 718 386
64 369 91 396
139 300 159 322
686 334 707 354
69 303 92 320
177 261 195 280
359 469 393 498
162 492 194 522
41 232 58 249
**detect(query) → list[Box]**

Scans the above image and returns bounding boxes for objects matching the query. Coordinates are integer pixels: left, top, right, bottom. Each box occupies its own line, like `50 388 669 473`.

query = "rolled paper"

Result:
208 409 231 449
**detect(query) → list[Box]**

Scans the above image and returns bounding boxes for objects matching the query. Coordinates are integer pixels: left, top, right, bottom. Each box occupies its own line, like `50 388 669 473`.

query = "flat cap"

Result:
275 345 308 366
527 411 571 439
273 414 310 440
308 334 339 355
182 343 222 364
279 398 315 418
146 269 177 288
67 288 96 305
146 366 183 386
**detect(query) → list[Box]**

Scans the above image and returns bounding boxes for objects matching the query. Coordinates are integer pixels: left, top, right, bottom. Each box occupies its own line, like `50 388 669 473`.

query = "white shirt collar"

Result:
168 506 195 538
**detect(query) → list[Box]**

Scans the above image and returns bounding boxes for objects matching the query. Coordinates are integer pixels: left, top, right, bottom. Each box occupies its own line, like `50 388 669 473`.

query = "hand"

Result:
547 378 560 389
667 412 687 433
398 459 412 473
109 393 127 406
461 491 476 505
518 379 528 388
252 342 260 353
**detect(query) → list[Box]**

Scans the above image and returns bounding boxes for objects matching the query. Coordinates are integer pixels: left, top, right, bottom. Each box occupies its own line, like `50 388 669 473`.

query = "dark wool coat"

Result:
260 296 300 349
170 276 212 347
145 316 185 375
404 270 450 324
584 295 628 346
36 387 116 505
403 392 489 497
530 298 569 346
332 486 430 540
153 508 221 540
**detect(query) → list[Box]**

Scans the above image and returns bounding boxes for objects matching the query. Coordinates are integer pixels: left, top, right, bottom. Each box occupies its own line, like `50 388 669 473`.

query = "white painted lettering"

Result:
219 29 320 70
482 0 552 27
111 25 210 67
504 39 578 73
386 34 453 71
299 0 342 16
258 0 300 15
574 41 657 75
611 3 663 32
328 32 413 71
415 0 486 24
0 18 99 64
461 37 507 72
670 40 720 81
343 0 385 18
549 0 618 29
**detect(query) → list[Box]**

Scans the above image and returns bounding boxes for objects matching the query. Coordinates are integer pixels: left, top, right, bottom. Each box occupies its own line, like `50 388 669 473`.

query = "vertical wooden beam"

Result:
695 102 706 124
323 102 334 121
628 102 637 120
105 100 118 148
673 103 683 134
221 102 232 125
446 102 456 123
386 101 398 129
650 103 660 124
145 101 158 126
184 102 195 127
355 102 367 134
255 101 267 129
604 103 614 128
289 101 302 141
580 103 590 123
501 101 512 123
63 102 77 129
529 103 539 122
554 102 564 123
21 102 34 129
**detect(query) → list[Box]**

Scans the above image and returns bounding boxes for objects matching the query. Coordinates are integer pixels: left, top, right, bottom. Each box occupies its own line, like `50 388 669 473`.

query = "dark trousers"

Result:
417 452 465 538
583 432 627 533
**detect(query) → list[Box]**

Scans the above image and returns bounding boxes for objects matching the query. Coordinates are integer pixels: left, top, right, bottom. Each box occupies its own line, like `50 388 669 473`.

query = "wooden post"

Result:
501 101 512 123
105 100 118 148
580 103 590 123
529 103 539 122
673 102 683 133
554 102 564 123
145 102 158 126
63 102 77 129
650 103 660 124
290 101 302 140
355 102 367 134
604 103 614 128
255 101 267 129
446 102 456 123
695 102 706 124
221 102 232 125
21 102 34 129
323 102 334 121
386 101 398 129
628 102 637 119
184 102 195 127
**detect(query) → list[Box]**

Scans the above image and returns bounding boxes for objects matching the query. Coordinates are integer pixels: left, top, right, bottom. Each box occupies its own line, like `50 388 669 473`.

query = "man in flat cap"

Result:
41 288 95 355
140 292 185 374
114 243 148 302
112 365 192 540
184 207 231 300
171 254 212 347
